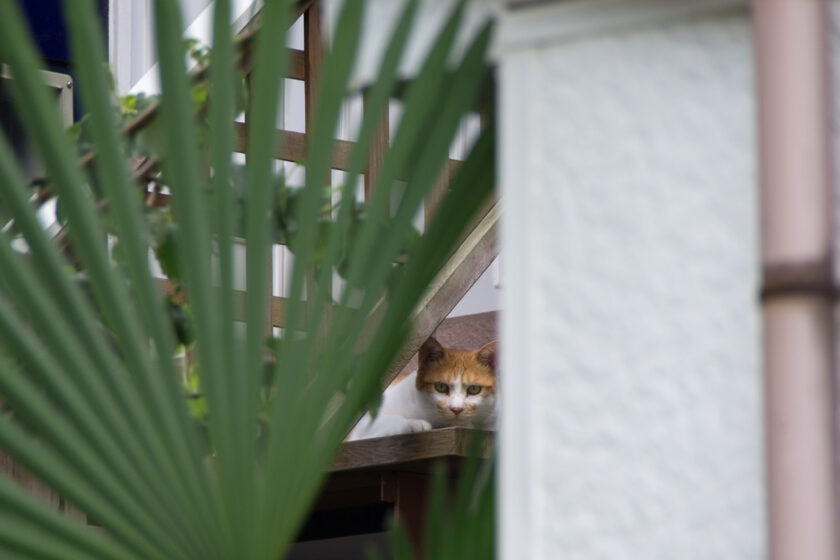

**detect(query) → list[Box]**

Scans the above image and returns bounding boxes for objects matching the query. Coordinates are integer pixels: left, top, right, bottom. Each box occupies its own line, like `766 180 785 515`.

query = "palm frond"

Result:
0 0 495 558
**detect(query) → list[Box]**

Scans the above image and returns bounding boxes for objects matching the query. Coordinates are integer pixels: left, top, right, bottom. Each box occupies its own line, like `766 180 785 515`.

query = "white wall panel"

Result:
499 2 763 558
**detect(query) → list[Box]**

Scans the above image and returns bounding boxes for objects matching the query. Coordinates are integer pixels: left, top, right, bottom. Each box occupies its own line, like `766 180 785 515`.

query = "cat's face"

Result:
415 337 497 427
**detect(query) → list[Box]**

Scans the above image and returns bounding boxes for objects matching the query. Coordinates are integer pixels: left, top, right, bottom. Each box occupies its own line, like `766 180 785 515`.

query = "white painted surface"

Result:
325 0 499 90
499 2 764 559
448 258 500 317
110 0 218 93
116 0 261 94
109 0 155 94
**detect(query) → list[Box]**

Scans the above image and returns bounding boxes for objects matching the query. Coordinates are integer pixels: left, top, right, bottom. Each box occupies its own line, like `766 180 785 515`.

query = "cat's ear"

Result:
476 341 497 373
419 337 445 368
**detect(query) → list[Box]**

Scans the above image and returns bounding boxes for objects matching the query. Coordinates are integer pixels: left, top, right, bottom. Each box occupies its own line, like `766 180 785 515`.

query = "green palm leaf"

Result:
0 0 495 558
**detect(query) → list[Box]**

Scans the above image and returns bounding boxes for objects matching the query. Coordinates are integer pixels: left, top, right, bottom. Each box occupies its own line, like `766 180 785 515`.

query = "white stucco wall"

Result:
499 2 765 558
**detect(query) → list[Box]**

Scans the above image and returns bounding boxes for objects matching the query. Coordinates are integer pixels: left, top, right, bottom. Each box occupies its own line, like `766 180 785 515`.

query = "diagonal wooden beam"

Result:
336 200 499 440
381 200 500 389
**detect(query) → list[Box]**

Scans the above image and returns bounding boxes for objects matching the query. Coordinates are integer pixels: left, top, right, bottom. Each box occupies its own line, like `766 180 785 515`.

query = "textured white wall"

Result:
499 2 765 559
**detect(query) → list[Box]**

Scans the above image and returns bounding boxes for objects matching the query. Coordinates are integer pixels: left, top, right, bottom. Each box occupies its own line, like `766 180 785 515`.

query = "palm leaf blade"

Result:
0 5 205 543
0 0 496 557
62 0 216 547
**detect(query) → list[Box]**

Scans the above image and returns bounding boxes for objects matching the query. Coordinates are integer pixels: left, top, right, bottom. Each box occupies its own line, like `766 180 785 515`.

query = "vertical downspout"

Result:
754 2 839 559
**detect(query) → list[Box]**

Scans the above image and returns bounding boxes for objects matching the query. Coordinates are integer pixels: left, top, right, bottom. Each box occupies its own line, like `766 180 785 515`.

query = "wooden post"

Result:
424 163 450 229
380 202 499 389
394 472 429 553
364 93 389 202
303 2 323 136
304 2 326 310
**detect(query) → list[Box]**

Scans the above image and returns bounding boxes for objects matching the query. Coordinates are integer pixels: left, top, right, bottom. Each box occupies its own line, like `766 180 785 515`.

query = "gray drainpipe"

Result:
754 1 839 558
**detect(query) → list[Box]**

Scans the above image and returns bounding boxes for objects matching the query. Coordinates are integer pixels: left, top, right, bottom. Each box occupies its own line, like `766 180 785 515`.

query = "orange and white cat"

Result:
347 337 497 441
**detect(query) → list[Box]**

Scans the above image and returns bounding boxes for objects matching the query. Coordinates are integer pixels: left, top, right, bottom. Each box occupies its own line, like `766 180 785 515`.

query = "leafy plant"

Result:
382 442 496 560
0 0 494 558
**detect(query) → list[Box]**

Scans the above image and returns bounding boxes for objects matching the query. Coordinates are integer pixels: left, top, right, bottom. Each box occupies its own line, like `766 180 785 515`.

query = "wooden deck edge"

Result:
333 427 494 472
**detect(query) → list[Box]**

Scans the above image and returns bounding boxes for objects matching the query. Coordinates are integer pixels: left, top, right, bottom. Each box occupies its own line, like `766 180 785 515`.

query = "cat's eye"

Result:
434 382 449 394
466 385 481 395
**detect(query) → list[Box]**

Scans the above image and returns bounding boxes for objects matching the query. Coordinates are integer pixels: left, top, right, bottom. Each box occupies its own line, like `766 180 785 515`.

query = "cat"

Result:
347 336 497 441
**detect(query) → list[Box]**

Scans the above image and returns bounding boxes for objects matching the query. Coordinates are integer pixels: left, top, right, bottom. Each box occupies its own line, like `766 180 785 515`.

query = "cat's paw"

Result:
404 419 432 433
362 416 433 439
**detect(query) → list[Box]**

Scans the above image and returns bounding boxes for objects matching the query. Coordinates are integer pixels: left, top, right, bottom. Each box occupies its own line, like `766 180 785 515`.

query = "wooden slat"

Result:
286 49 306 80
137 138 459 213
0 450 12 478
60 500 87 523
0 450 87 521
155 277 340 330
304 3 324 129
0 452 60 511
304 3 326 308
263 249 276 339
287 49 306 81
232 122 354 170
333 427 493 472
232 122 463 183
240 47 305 81
424 163 450 227
364 93 390 201
268 293 303 330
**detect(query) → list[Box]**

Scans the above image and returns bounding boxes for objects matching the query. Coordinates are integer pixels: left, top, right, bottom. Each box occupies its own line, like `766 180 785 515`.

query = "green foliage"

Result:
0 0 494 558
389 457 495 560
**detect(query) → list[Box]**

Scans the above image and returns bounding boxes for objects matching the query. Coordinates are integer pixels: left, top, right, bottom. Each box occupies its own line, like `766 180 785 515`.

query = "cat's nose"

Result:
450 406 464 415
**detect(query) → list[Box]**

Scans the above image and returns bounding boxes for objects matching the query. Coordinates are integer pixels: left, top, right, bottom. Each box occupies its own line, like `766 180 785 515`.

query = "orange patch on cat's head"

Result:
415 337 497 393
